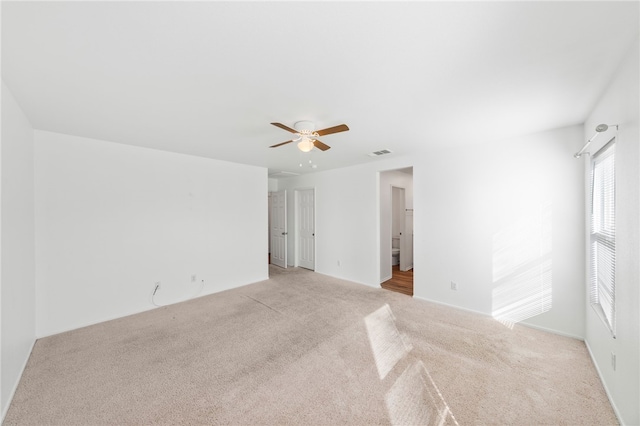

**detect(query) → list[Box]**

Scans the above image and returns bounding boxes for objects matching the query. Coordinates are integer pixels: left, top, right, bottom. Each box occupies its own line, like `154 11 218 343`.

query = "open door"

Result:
271 190 287 268
393 187 407 271
401 209 413 271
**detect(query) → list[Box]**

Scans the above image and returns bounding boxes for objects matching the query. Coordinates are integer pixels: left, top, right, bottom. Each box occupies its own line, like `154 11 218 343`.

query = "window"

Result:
590 139 616 336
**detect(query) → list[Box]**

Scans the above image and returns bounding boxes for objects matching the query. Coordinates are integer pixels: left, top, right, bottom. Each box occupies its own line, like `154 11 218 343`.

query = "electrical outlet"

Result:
450 281 458 291
191 275 197 283
337 260 341 267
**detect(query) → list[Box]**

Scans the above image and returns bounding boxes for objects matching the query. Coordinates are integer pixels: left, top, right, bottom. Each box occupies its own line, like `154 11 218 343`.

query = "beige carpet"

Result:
5 266 617 425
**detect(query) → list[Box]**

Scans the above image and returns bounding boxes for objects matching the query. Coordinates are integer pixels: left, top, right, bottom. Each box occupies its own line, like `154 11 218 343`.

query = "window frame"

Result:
589 137 616 337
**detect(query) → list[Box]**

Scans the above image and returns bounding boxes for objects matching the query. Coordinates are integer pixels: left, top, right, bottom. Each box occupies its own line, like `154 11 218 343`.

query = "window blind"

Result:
590 139 616 335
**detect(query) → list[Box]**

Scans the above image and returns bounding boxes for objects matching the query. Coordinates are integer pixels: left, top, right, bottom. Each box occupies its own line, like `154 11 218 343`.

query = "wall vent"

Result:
368 149 393 157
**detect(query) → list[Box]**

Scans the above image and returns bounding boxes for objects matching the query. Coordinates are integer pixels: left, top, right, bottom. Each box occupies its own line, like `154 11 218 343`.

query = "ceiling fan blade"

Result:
315 124 349 136
313 139 331 151
271 122 298 133
269 140 294 148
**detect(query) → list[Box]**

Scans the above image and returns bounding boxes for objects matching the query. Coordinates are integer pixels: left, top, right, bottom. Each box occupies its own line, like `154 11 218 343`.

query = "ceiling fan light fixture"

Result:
297 137 315 152
269 121 348 152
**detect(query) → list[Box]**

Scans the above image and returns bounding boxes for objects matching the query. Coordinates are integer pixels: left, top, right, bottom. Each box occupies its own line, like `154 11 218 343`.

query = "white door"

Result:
401 210 414 271
393 187 409 271
297 189 315 270
271 190 287 268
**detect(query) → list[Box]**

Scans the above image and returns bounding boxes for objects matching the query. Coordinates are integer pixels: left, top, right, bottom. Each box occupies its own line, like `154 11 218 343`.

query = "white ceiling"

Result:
3 1 638 175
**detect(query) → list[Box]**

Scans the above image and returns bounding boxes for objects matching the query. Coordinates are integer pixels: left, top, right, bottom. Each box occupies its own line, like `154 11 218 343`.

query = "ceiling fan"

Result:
269 121 349 152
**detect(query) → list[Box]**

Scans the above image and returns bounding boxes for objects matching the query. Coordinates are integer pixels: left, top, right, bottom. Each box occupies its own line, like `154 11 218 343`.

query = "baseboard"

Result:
584 340 624 425
315 271 376 289
1 338 36 423
413 295 490 317
413 295 584 341
380 274 392 284
37 274 270 339
518 321 584 341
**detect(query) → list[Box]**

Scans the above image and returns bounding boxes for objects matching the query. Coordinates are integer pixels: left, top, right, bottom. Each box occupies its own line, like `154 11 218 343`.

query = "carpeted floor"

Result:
5 266 617 425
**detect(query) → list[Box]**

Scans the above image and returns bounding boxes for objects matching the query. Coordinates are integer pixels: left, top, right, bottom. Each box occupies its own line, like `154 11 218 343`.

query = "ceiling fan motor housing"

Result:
294 121 315 132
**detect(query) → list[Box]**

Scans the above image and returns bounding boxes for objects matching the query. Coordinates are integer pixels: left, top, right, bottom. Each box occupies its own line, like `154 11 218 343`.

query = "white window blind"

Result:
590 139 616 336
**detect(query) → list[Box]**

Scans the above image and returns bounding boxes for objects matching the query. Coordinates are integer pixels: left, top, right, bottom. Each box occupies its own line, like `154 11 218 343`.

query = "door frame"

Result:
378 167 414 285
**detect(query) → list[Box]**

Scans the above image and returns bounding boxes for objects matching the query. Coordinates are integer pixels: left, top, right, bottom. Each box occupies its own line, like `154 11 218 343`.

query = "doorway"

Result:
379 168 414 296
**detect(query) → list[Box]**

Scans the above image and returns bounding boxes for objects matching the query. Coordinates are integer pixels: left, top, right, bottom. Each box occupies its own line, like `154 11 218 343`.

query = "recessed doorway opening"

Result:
379 167 414 296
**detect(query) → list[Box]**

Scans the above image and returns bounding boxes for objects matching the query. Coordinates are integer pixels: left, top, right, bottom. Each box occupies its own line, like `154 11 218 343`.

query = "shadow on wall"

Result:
492 201 553 329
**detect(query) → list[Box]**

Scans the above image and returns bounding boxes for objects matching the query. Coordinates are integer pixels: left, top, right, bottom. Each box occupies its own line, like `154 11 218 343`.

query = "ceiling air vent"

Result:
368 149 393 157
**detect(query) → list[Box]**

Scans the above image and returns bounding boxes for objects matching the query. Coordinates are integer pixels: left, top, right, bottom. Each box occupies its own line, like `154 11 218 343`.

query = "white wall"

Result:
583 39 639 426
1 82 36 418
268 178 278 192
277 125 585 339
276 156 414 286
379 170 413 282
416 126 585 339
35 131 268 337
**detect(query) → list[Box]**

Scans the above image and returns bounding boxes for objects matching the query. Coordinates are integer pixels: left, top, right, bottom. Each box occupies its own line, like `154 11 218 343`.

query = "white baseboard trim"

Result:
315 271 376 288
584 340 624 425
37 275 270 338
518 321 584 341
380 274 392 284
413 295 584 341
413 294 490 317
1 338 36 423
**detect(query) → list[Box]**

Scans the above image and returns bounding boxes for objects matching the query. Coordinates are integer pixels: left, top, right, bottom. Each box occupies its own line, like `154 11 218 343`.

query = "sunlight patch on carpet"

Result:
385 361 459 426
366 305 458 425
364 304 412 380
